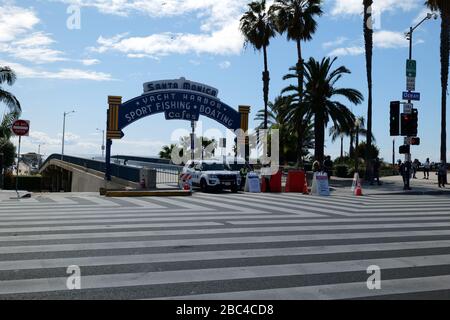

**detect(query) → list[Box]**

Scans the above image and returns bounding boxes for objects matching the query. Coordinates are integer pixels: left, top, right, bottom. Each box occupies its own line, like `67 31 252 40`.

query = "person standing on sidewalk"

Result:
371 157 381 186
423 158 430 180
438 161 447 188
400 160 412 190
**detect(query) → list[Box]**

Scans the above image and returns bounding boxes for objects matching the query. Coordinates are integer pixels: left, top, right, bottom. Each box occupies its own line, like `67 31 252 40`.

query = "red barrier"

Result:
261 170 282 193
285 170 306 193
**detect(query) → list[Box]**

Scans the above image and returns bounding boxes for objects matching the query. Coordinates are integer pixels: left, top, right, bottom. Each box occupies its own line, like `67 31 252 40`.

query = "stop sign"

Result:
11 120 30 136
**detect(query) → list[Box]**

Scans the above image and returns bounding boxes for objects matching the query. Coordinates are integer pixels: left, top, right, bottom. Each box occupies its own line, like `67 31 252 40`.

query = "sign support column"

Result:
105 96 122 181
239 105 250 162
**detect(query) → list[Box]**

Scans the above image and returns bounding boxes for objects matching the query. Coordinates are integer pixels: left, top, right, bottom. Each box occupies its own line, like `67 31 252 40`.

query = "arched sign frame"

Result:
104 88 250 181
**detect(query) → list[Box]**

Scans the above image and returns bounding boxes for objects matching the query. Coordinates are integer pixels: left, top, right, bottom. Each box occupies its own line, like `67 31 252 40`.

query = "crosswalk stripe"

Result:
2 254 450 295
4 224 450 255
1 192 450 299
1 239 450 271
158 275 450 300
2 225 450 244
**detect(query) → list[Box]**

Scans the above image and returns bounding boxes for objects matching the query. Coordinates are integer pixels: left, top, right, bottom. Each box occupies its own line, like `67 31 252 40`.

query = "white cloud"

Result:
0 5 39 42
81 58 101 66
331 0 419 16
70 1 247 58
323 37 348 49
93 19 243 58
329 46 364 57
0 5 66 64
219 61 231 69
0 60 114 81
374 30 409 49
328 30 412 56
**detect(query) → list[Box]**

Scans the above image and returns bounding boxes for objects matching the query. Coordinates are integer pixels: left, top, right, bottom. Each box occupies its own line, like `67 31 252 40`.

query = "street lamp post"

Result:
354 118 361 174
61 110 75 161
190 121 196 160
405 13 437 149
403 13 437 185
96 128 105 158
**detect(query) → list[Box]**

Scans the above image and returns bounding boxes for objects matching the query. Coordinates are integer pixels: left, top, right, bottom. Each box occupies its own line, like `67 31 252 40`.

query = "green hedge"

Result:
3 175 42 191
335 164 349 178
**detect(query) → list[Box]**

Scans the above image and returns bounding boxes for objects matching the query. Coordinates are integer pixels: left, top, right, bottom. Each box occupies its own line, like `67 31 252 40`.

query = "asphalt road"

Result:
1 191 450 299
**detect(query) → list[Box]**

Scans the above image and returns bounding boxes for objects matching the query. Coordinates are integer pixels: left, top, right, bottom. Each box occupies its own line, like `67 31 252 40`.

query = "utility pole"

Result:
61 110 75 161
97 128 105 158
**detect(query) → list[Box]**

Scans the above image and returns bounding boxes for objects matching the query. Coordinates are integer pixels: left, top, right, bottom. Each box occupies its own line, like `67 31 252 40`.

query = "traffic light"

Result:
401 108 418 136
390 101 400 136
411 108 418 136
410 137 420 145
399 145 410 154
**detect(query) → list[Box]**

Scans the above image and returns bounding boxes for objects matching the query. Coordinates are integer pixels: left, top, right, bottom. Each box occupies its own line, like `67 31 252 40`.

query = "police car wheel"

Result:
200 179 208 193
231 185 238 193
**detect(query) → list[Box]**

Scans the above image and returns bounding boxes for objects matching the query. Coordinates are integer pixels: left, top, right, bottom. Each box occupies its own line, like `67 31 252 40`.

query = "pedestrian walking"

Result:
323 156 333 181
371 157 381 186
412 159 420 179
438 161 447 188
423 158 430 179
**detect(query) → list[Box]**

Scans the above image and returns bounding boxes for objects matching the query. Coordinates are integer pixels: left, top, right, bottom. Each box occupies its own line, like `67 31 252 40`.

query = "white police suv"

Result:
181 160 241 192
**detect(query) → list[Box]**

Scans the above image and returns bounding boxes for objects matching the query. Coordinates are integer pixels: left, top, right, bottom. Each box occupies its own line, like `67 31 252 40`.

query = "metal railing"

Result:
40 154 141 183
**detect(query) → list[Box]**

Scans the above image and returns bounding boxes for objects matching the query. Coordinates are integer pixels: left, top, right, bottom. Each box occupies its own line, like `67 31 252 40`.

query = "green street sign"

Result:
406 59 417 78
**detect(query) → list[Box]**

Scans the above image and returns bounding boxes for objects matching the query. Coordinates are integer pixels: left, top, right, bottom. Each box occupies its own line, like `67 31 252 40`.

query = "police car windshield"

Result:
202 163 230 171
228 163 246 171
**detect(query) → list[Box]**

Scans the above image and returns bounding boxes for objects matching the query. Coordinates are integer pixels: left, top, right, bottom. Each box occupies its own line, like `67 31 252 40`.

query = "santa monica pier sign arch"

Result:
104 77 250 180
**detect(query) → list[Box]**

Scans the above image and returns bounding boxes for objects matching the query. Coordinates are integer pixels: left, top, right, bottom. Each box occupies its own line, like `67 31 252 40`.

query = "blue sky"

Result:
0 0 447 163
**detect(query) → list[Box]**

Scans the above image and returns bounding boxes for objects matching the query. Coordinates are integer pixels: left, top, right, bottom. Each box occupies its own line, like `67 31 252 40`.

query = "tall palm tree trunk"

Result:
349 132 354 156
297 125 304 165
296 38 304 100
440 8 449 184
296 38 304 166
314 111 325 164
363 0 374 180
340 136 344 159
262 44 270 130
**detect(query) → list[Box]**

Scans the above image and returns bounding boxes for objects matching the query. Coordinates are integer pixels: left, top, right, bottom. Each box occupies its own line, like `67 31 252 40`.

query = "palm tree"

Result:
240 0 276 130
0 67 21 116
255 96 290 163
270 0 323 101
158 144 177 160
425 1 449 175
363 0 374 179
329 124 347 159
281 66 316 165
303 57 363 163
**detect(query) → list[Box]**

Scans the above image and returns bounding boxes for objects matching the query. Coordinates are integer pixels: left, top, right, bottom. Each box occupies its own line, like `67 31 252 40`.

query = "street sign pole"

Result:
15 136 21 199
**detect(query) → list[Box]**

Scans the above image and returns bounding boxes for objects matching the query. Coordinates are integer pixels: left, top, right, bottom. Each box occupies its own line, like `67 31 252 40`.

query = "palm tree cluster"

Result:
0 66 21 184
425 1 449 182
241 0 363 166
241 0 449 172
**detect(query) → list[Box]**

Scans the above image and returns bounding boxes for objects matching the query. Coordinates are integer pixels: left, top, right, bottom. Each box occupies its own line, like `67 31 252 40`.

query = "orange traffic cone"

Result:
355 181 363 196
303 178 309 195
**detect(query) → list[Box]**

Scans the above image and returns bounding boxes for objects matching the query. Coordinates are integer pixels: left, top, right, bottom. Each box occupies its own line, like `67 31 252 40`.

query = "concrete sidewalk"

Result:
330 173 450 196
0 190 33 201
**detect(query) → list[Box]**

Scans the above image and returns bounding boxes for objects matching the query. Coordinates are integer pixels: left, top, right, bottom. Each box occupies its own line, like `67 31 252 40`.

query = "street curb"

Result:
367 190 450 196
105 190 192 197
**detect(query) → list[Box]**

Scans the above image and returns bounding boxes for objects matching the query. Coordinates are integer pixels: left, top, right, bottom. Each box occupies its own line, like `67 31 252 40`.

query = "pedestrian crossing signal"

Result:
410 137 420 146
399 145 410 154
